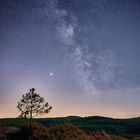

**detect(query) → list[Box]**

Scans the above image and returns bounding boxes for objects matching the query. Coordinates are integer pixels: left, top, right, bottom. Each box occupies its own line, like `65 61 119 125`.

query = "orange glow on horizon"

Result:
0 110 139 119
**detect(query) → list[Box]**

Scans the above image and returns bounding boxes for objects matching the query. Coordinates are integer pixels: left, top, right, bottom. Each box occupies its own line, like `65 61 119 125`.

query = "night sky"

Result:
0 0 140 118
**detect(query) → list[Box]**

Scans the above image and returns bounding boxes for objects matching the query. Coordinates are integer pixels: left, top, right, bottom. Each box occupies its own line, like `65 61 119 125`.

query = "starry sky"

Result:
0 0 140 118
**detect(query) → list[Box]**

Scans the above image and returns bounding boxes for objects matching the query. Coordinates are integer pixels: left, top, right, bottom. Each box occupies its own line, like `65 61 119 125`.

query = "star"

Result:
49 72 53 77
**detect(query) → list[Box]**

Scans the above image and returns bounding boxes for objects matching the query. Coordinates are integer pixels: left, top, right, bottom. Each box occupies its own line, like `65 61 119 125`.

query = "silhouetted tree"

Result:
17 88 52 127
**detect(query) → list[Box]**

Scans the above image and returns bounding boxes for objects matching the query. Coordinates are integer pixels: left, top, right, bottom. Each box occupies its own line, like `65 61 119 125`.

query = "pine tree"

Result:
17 88 52 127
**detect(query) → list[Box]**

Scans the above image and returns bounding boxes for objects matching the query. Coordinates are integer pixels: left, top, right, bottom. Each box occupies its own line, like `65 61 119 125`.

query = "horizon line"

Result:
0 115 140 120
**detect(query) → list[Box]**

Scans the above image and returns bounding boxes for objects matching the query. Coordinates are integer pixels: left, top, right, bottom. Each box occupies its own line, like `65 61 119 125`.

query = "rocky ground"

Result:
0 126 20 140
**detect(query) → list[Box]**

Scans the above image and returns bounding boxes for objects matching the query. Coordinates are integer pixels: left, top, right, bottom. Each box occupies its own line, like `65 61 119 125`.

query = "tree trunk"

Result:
29 117 32 128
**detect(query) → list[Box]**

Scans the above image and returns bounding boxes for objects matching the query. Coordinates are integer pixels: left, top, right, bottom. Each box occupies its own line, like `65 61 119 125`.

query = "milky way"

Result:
0 0 140 117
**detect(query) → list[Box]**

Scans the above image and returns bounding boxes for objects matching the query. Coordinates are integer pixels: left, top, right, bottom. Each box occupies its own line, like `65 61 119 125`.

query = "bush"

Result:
31 123 92 140
31 123 128 140
32 123 49 140
47 124 92 140
90 130 128 140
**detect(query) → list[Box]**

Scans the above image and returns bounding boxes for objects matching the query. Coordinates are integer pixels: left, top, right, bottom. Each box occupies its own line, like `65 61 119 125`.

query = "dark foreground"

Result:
0 116 140 140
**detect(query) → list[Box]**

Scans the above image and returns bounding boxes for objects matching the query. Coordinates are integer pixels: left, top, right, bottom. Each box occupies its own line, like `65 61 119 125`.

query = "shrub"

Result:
32 123 49 140
90 130 128 140
19 123 128 140
31 123 93 140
